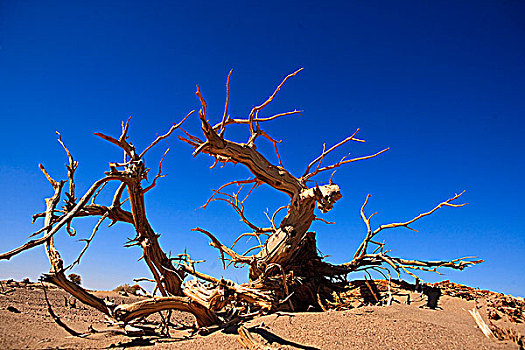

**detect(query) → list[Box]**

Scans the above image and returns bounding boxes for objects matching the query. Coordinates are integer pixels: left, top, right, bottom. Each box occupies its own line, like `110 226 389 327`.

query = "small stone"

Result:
7 306 21 313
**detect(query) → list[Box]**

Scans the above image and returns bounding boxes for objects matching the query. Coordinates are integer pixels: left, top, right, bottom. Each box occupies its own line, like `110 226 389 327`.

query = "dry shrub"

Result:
114 284 142 295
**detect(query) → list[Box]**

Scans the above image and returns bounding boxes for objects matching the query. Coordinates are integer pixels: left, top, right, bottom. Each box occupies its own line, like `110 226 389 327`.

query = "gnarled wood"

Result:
113 296 218 327
1 70 482 339
181 69 481 312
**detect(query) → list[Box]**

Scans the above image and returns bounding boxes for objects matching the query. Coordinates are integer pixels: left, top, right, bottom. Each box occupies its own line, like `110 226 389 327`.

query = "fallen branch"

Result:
469 308 495 339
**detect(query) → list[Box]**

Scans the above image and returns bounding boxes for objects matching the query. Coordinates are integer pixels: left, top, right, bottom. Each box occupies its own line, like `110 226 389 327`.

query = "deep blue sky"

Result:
1 1 523 296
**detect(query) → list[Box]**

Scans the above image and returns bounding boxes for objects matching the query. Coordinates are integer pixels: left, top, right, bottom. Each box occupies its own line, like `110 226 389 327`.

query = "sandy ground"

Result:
0 282 522 349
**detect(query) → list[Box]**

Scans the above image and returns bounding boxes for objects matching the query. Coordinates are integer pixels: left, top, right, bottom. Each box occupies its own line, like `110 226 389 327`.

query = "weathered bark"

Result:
1 70 483 338
113 296 218 326
181 69 482 312
180 71 387 310
1 118 199 327
43 273 111 316
187 84 349 287
38 162 113 317
255 185 342 273
125 177 184 296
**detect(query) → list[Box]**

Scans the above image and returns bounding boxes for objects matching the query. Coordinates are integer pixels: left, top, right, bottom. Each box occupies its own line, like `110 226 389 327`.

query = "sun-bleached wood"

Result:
1 70 482 338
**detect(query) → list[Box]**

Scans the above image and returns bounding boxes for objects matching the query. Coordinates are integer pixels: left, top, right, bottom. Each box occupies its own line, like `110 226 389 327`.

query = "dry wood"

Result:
0 69 483 340
237 325 273 350
469 308 495 339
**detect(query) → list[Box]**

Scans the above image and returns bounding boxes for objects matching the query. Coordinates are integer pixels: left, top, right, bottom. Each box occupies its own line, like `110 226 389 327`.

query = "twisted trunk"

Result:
126 179 184 296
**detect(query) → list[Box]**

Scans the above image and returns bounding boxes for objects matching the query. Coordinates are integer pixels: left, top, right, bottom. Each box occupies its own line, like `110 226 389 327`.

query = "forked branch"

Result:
354 191 468 259
139 111 193 158
192 227 254 267
347 191 483 279
0 176 119 261
301 133 389 183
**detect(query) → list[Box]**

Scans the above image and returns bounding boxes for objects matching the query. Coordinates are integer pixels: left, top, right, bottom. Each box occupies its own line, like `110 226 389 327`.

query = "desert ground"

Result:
0 280 523 349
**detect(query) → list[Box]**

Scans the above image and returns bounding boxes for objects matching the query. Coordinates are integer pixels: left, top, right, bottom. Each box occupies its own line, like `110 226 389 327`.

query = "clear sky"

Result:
1 1 523 296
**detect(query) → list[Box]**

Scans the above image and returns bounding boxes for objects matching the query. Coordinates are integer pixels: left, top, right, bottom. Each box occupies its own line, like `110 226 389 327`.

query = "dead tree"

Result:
0 69 482 335
179 68 482 312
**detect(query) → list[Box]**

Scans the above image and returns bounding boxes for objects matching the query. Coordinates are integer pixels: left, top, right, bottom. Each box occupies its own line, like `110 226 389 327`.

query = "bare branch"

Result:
218 69 233 138
178 127 203 145
354 192 467 260
39 164 60 188
143 144 170 194
208 191 272 236
313 216 335 225
259 129 284 168
112 182 127 207
343 191 483 282
133 277 156 283
43 272 112 316
302 143 389 183
0 176 119 261
56 131 78 202
231 232 267 250
302 128 364 178
202 178 258 209
120 116 132 144
67 212 109 269
94 129 136 160
371 191 467 237
270 205 288 231
56 134 80 236
144 253 168 297
113 295 218 327
192 227 254 266
249 68 303 118
242 68 303 146
212 109 302 130
90 181 108 205
391 256 484 271
242 244 264 256
353 194 374 258
139 111 192 158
